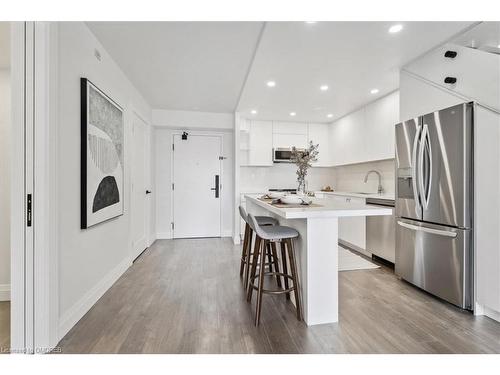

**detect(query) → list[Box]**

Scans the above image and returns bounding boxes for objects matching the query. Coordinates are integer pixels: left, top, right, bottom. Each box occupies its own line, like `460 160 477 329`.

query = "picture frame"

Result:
81 78 124 229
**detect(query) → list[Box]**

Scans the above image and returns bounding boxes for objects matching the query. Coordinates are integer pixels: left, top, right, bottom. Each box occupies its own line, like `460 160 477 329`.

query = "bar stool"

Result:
246 213 303 326
239 206 280 290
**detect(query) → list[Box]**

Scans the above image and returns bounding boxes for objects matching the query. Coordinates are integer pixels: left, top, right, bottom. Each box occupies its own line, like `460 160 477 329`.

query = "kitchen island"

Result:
245 194 392 326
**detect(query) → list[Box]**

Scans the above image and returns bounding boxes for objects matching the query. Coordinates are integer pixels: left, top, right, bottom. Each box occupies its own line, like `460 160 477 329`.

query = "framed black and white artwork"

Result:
81 78 124 229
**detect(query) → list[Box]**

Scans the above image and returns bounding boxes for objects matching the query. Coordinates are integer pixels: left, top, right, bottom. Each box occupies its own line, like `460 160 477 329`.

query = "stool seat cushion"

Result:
258 225 299 240
255 216 278 226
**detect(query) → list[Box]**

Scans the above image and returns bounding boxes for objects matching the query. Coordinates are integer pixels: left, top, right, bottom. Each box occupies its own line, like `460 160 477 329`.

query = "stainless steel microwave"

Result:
273 147 305 163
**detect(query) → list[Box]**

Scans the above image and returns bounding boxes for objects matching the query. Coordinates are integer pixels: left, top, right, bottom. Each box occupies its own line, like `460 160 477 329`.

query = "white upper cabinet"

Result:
364 91 399 161
308 123 331 166
248 120 273 166
273 121 308 135
330 91 399 166
330 107 365 166
403 43 500 113
272 121 308 150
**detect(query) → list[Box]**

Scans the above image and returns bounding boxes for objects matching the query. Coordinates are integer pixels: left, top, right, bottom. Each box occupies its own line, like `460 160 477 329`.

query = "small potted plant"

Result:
291 141 319 195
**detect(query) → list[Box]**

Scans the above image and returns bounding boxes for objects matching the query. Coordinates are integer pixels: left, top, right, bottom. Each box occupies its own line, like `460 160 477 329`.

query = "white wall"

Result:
155 125 235 239
333 159 395 196
56 22 153 338
0 69 10 301
152 109 234 130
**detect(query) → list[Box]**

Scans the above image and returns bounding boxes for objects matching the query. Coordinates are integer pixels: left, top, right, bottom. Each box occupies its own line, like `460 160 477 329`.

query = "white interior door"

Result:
172 133 222 238
131 114 148 259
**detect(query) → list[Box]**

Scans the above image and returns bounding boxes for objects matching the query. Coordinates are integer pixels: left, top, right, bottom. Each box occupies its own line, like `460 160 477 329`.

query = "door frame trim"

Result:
170 131 224 239
130 109 152 258
10 21 58 353
10 21 28 353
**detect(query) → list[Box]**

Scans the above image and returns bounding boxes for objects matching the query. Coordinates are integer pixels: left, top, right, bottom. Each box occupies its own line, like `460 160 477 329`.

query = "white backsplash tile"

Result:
334 159 395 195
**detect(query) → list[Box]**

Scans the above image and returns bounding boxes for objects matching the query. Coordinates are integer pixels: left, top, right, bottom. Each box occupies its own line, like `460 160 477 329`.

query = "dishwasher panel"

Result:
366 198 395 263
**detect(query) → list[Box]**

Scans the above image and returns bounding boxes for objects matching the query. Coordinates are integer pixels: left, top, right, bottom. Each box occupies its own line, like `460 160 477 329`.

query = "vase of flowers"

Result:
291 141 319 195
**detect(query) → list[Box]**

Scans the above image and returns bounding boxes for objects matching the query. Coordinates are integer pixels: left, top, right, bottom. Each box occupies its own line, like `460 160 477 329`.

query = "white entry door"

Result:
172 133 222 238
131 114 149 259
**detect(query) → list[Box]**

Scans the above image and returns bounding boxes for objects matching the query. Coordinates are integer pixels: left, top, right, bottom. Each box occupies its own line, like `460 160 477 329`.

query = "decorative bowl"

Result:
280 195 303 205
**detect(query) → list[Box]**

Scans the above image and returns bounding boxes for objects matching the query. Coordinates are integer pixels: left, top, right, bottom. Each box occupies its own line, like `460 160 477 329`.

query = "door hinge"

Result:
172 183 174 190
27 194 32 227
171 222 174 230
172 143 175 151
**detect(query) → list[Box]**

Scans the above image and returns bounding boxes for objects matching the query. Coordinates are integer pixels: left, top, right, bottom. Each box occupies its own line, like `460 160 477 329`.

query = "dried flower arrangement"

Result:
291 141 319 194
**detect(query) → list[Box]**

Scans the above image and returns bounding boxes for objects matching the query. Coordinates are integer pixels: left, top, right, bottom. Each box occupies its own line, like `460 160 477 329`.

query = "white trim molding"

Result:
58 256 132 341
0 284 10 301
156 231 172 240
484 307 500 323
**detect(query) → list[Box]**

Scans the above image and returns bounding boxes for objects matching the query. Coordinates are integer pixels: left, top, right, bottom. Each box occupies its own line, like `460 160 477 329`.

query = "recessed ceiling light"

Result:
251 110 257 115
389 24 403 33
290 112 296 116
305 21 317 24
370 88 379 94
327 114 333 118
320 85 329 91
266 81 276 87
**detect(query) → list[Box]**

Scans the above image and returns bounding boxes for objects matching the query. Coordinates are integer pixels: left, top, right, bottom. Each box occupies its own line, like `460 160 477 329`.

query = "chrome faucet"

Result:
364 170 384 194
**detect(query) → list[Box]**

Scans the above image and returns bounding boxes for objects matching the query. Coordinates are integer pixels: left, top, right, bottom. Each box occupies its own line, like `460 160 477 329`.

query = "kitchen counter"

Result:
245 195 392 326
315 190 395 200
246 195 392 219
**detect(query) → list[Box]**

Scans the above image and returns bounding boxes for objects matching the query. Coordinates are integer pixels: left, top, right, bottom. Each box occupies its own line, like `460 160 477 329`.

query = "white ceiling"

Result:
88 21 475 122
0 22 10 69
237 21 475 123
87 22 264 112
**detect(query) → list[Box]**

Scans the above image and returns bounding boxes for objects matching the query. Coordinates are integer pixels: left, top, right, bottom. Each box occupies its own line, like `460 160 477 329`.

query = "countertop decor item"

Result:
291 141 319 195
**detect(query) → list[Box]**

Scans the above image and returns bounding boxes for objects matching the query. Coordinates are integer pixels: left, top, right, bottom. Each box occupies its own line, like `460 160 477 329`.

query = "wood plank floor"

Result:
56 238 500 354
0 301 10 353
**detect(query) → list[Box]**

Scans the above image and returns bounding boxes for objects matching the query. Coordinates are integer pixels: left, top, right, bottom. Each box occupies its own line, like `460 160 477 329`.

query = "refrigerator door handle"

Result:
418 124 431 210
424 124 433 208
397 220 458 238
412 125 422 215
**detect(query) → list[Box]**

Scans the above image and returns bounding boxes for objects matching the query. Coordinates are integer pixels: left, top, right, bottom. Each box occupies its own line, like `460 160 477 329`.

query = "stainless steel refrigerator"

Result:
395 102 473 310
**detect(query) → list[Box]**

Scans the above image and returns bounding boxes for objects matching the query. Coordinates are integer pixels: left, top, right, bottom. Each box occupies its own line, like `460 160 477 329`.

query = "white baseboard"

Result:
0 284 10 301
156 231 172 239
157 231 233 240
221 230 233 237
58 256 132 341
484 306 500 323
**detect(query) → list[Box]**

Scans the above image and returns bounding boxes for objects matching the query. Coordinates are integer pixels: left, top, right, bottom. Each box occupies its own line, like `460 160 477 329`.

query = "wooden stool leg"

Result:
265 241 274 273
286 238 303 321
280 242 290 300
240 224 250 276
270 242 282 289
247 236 261 302
243 228 254 290
255 238 266 326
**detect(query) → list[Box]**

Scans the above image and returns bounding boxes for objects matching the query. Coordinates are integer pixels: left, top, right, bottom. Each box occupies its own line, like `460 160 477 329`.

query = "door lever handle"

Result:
146 190 152 194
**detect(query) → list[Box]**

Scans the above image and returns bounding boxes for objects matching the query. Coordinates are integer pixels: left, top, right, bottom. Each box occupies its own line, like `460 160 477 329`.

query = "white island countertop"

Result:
245 194 392 220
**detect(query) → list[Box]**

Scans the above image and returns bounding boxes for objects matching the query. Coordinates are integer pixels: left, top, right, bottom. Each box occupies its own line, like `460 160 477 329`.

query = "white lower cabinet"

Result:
322 194 367 251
